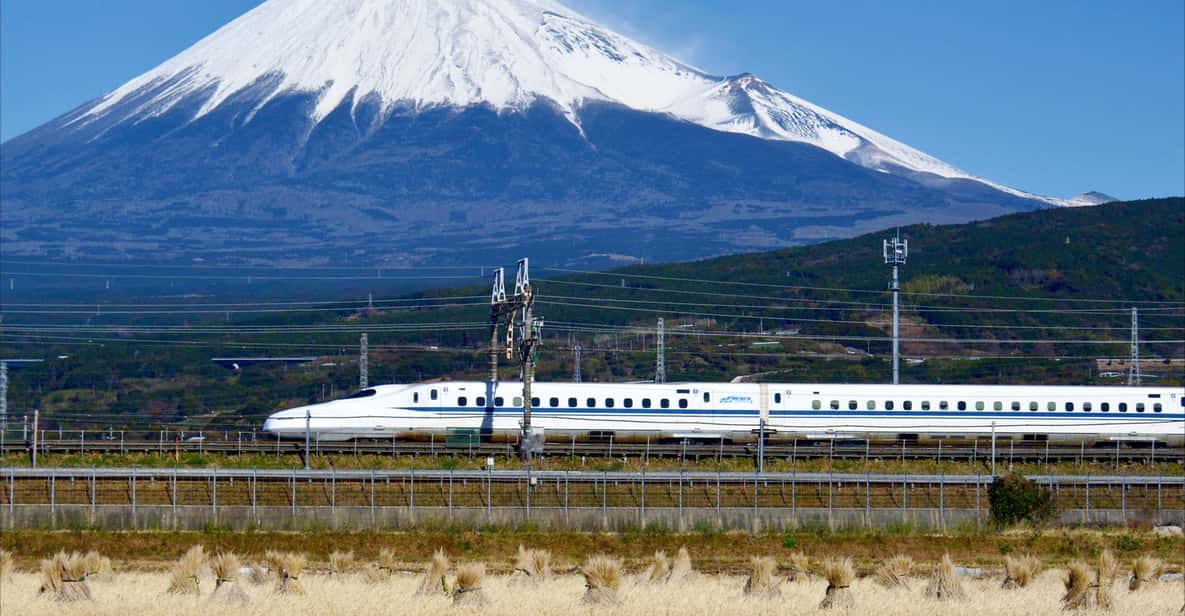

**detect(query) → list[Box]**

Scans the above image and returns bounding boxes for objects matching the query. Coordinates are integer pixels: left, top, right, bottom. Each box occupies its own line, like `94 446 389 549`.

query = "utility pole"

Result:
0 360 7 456
31 408 39 468
656 317 666 384
883 231 908 384
1128 307 1141 385
573 342 582 383
489 259 543 464
359 333 369 390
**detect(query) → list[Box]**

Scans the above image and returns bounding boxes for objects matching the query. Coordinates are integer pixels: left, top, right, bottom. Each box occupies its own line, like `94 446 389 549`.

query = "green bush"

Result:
988 473 1054 527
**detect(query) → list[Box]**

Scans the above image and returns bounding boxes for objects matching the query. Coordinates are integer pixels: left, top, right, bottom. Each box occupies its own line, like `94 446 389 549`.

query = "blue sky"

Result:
1 0 1181 199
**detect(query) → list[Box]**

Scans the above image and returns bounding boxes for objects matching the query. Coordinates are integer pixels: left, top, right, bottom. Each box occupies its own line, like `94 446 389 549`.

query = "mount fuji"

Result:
1 0 1058 268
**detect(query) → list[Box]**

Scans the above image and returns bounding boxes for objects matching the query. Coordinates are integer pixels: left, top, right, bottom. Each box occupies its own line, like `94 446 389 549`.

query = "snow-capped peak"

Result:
72 0 1057 203
1065 191 1118 207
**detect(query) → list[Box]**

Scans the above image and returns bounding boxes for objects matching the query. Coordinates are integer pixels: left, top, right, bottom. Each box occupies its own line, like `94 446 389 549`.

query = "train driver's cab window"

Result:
848 400 858 410
344 389 377 399
1101 402 1110 412
549 397 559 407
774 393 782 404
922 401 931 411
885 401 895 410
1136 403 1145 412
458 397 467 406
703 392 711 403
586 398 596 408
495 397 504 407
678 399 688 409
812 400 822 410
1119 403 1128 412
830 400 840 410
477 396 486 407
568 398 578 408
431 389 438 401
661 399 671 409
903 401 913 411
605 398 615 408
642 399 652 408
413 392 420 403
624 398 634 408
957 401 967 411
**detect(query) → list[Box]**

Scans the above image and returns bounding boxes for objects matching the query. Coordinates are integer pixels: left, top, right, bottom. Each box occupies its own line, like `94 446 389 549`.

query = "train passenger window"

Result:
830 400 840 410
624 398 633 408
1119 403 1128 412
848 400 858 410
703 392 711 403
774 393 782 404
605 398 615 408
495 397 504 406
886 401 895 410
994 402 1002 411
903 401 913 411
812 400 822 410
1083 402 1092 412
531 397 540 407
958 401 967 411
1047 402 1055 411
976 402 985 411
678 399 688 409
1136 403 1145 412
1154 403 1162 412
431 389 438 401
477 397 486 407
549 397 559 407
642 399 652 408
1011 402 1020 411
661 399 671 409
514 397 523 407
1101 402 1110 412
568 398 577 408
867 401 876 410
586 398 596 408
940 401 950 410
1031 402 1040 411
458 397 467 406
1065 402 1074 411
413 392 420 403
922 401 931 411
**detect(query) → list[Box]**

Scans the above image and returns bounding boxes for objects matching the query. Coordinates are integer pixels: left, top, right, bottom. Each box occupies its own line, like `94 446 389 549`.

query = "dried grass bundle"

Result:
510 545 551 583
328 550 355 576
875 554 913 589
925 553 965 601
275 552 306 595
416 549 451 596
39 556 63 596
818 557 855 610
452 563 487 608
83 551 113 581
1002 554 1040 589
361 563 389 584
742 556 781 598
39 551 91 602
1062 561 1097 610
581 554 622 606
645 550 671 584
1096 549 1118 610
0 549 13 582
1129 555 1164 592
788 552 811 582
668 546 693 583
167 546 206 596
377 548 398 574
209 552 250 607
246 561 271 586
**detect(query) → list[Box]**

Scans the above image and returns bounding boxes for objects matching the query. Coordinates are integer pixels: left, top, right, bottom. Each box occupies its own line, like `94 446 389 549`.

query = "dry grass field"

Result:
1 562 1182 615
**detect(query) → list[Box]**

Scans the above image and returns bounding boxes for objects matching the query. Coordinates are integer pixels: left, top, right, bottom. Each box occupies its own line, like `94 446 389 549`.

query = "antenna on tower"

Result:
883 229 908 385
359 333 369 389
1128 307 1140 386
656 317 666 384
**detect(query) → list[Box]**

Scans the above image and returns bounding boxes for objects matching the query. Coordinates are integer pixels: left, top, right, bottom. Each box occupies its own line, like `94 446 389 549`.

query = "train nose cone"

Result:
262 418 278 434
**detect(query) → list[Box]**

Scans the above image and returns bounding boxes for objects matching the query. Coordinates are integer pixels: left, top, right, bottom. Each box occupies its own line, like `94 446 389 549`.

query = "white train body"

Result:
263 381 1185 445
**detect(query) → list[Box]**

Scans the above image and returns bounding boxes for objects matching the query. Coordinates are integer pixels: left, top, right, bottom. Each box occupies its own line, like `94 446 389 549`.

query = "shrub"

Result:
781 536 798 550
988 473 1053 526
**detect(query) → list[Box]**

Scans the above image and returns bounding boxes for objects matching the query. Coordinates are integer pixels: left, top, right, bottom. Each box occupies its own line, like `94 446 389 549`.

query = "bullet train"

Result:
262 381 1185 446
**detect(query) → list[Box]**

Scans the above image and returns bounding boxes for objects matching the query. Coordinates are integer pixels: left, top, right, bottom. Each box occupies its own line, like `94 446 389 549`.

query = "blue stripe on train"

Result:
418 406 1182 421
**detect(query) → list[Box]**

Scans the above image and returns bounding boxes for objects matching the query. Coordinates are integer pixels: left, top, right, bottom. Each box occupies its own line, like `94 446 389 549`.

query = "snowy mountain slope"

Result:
61 0 1054 203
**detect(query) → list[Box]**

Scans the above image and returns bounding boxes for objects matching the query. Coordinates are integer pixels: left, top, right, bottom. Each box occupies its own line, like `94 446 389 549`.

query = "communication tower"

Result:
883 231 908 384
